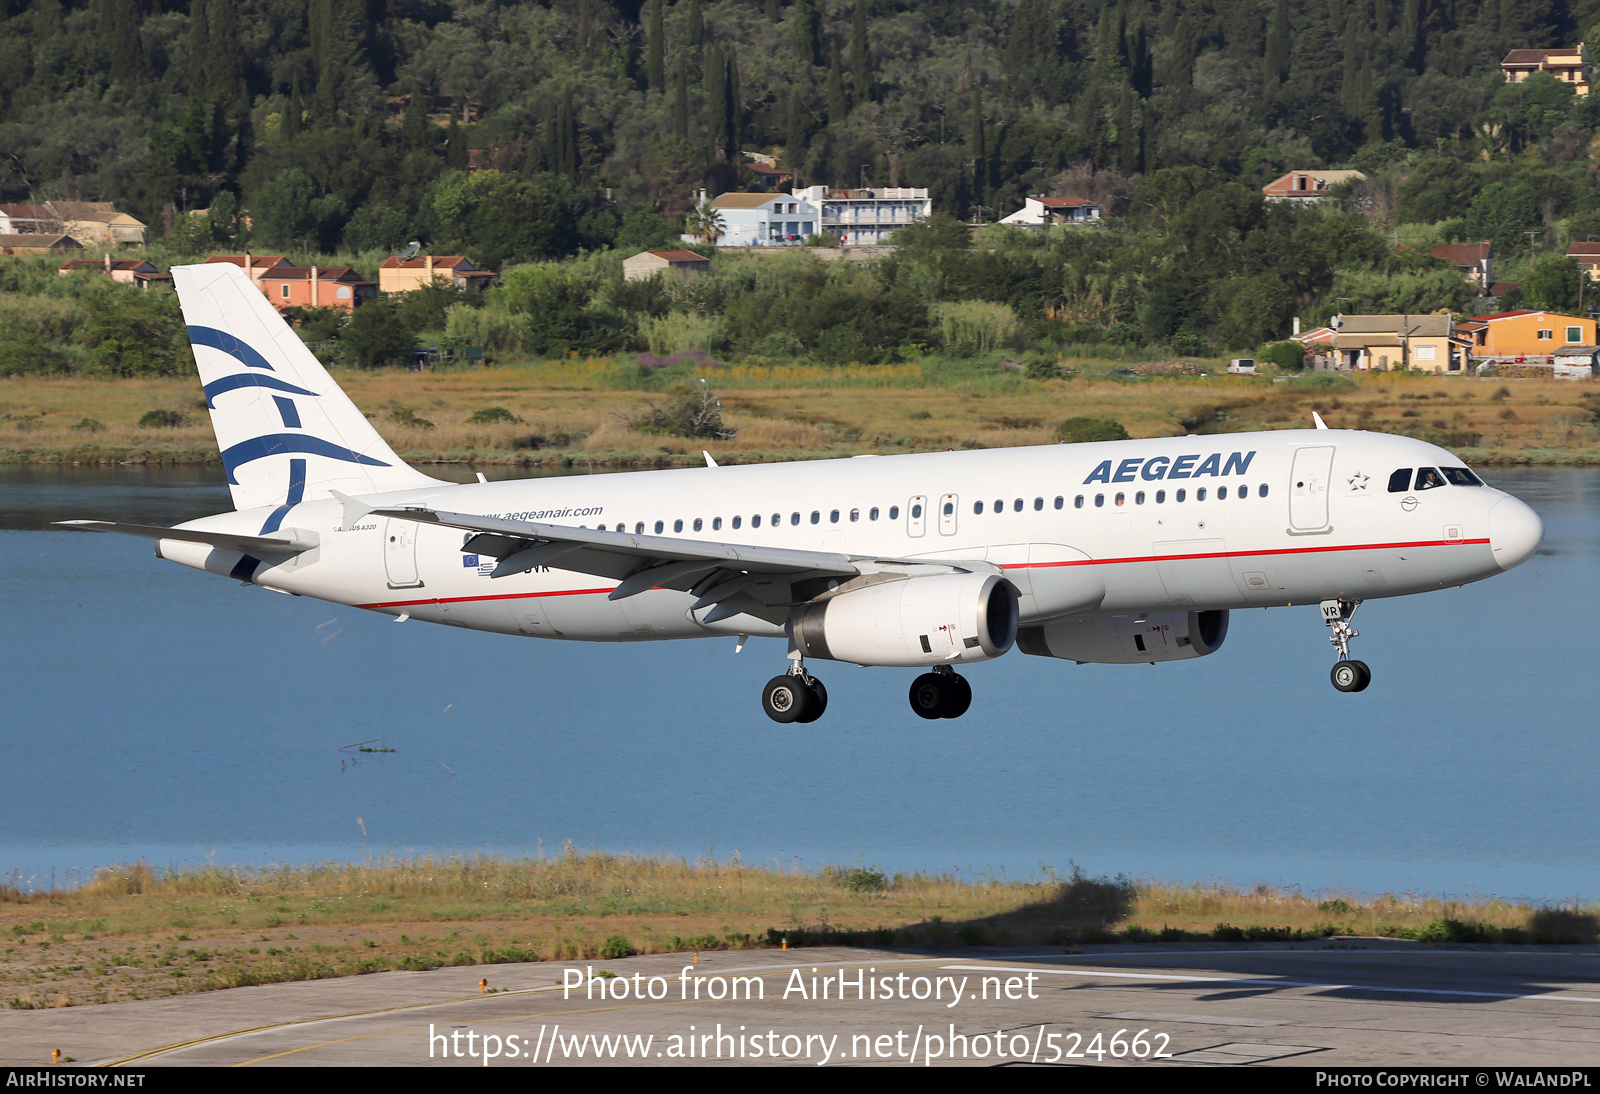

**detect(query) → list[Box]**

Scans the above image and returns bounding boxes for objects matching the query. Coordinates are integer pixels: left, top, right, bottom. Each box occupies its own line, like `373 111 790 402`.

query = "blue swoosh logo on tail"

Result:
187 325 276 371
221 435 391 484
202 373 318 408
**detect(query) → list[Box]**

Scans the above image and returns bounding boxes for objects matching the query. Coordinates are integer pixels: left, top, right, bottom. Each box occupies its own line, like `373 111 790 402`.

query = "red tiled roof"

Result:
205 254 289 269
59 259 155 272
1431 242 1491 265
258 266 372 283
646 250 710 263
0 204 55 219
1470 310 1535 321
381 255 481 269
1039 196 1099 208
1502 49 1583 66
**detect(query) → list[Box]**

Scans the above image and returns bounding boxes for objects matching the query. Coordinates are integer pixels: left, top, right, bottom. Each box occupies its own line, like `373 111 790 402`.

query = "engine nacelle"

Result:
1016 610 1229 664
792 573 1020 668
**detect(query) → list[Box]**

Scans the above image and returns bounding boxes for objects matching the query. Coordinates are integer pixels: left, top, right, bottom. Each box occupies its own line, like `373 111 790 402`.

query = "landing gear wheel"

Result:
763 675 813 723
941 673 972 719
909 673 947 720
1330 659 1371 693
796 676 828 723
908 672 971 719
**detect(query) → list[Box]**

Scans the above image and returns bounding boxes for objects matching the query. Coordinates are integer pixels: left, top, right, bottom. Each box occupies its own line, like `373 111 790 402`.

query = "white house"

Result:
790 185 932 244
999 196 1102 228
688 193 818 247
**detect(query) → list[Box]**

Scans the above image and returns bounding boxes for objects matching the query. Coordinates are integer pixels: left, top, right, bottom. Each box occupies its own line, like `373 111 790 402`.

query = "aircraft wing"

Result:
54 520 318 554
368 504 986 626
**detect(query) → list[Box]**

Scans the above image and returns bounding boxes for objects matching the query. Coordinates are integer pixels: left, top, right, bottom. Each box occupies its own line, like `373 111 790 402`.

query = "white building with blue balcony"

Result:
690 192 818 247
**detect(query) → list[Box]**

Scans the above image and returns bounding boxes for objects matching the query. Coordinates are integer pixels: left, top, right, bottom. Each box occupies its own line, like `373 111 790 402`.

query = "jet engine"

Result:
1016 610 1229 664
791 573 1020 668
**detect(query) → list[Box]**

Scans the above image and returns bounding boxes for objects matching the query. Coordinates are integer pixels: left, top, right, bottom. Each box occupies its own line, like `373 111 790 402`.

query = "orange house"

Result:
257 265 377 313
1460 310 1598 359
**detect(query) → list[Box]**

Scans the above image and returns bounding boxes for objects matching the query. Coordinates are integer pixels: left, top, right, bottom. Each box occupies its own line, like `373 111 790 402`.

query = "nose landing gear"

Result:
1322 599 1371 693
909 667 972 719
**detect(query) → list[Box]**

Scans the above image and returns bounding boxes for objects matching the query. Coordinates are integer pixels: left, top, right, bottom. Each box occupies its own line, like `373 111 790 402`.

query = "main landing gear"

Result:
762 664 828 724
908 667 972 720
1321 599 1371 693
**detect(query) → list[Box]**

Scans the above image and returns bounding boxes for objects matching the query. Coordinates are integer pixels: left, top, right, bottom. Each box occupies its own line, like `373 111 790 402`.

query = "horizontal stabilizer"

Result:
54 520 318 554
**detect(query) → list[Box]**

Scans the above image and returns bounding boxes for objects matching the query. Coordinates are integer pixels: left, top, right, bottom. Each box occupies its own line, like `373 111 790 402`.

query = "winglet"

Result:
1312 411 1329 430
329 489 377 527
703 451 719 468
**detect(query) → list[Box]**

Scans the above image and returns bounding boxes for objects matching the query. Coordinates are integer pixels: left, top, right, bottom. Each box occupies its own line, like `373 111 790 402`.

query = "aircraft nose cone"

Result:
1489 495 1543 571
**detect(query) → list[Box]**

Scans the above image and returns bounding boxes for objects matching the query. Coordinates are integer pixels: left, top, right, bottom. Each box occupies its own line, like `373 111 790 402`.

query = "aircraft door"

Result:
907 495 927 537
938 493 958 535
1288 446 1336 532
384 518 424 588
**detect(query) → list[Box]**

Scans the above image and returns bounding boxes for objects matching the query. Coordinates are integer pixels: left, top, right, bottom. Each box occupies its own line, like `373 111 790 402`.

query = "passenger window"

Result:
1197 488 1207 501
1218 486 1228 500
1259 483 1269 497
889 506 899 519
674 519 684 532
1388 469 1413 493
1054 496 1064 509
693 518 703 531
732 516 741 529
850 508 860 521
1176 489 1186 502
1033 497 1043 510
635 522 644 534
712 517 721 530
1013 498 1023 512
1414 467 1445 491
772 513 781 526
911 503 922 518
1238 484 1249 498
752 514 761 528
974 501 984 514
829 510 839 523
993 498 1003 512
1155 490 1165 503
1441 467 1483 486
1114 492 1125 506
1135 491 1145 505
654 520 664 533
870 507 880 520
1074 495 1084 509
1094 494 1104 507
791 512 801 525
810 511 820 524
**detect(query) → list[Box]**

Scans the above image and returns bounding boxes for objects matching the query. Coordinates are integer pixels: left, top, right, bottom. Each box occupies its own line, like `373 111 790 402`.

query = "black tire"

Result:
1330 660 1371 693
909 673 946 720
796 676 828 723
763 675 812 723
941 673 972 719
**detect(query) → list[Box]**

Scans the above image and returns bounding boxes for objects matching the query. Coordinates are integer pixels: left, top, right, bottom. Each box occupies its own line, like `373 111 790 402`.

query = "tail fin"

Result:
172 261 440 512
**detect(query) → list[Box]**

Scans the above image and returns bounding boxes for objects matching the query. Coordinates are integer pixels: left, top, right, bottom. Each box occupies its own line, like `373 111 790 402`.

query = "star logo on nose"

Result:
1347 472 1369 491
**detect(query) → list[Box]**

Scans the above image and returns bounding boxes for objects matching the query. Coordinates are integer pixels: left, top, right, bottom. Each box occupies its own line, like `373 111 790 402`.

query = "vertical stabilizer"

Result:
171 262 440 513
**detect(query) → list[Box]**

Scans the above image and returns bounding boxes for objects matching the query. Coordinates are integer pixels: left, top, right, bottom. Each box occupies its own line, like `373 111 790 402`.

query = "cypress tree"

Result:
646 0 664 90
827 43 847 124
969 80 985 209
1401 0 1422 70
1164 14 1198 89
785 88 806 164
1116 78 1136 176
765 0 780 22
1127 19 1151 97
1264 0 1290 87
403 85 430 149
1340 15 1360 117
792 0 822 67
108 0 142 84
446 114 467 169
187 0 211 99
1375 0 1391 36
703 40 728 161
687 0 704 48
724 53 741 160
563 90 579 177
849 0 871 104
672 57 689 138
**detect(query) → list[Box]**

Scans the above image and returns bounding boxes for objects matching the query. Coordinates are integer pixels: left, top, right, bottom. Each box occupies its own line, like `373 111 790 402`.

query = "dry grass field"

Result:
1 853 1589 1009
4 361 1600 470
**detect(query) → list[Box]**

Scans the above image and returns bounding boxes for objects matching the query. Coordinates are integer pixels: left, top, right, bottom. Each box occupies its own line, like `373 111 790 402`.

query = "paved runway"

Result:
6 942 1600 1067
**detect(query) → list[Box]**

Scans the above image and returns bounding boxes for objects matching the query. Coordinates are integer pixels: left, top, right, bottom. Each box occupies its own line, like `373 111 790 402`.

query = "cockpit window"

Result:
1388 469 1412 493
1414 467 1446 491
1441 467 1483 486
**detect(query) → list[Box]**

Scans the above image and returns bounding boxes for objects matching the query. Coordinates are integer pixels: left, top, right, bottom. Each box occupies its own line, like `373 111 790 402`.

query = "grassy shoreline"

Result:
2 852 1593 1009
5 363 1600 470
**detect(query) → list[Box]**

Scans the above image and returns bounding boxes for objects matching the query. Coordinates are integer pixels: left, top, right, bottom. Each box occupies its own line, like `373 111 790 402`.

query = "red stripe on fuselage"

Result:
354 537 1489 611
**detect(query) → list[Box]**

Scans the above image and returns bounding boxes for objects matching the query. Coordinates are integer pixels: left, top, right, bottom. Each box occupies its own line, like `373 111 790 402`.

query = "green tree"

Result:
849 0 872 104
1523 255 1582 312
76 283 190 377
645 0 664 90
342 299 415 367
1464 183 1542 253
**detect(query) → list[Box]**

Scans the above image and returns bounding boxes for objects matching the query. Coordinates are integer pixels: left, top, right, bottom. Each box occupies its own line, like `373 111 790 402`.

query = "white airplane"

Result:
61 262 1544 722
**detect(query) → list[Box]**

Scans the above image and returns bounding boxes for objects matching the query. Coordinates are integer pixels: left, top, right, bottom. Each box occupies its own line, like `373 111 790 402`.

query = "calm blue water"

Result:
1 464 1595 902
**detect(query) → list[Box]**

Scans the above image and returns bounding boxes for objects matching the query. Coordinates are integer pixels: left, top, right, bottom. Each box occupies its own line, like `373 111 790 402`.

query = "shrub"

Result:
389 408 435 431
628 384 734 439
599 936 637 959
71 418 106 433
1261 342 1307 370
838 868 888 893
934 300 1025 356
138 409 187 429
1211 924 1245 941
468 406 520 425
1054 417 1130 443
638 312 723 356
